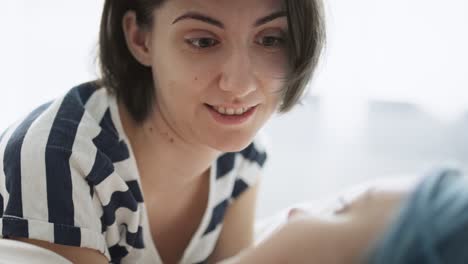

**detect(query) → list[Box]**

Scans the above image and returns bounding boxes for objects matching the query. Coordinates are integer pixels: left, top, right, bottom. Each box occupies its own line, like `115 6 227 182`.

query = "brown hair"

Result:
97 0 326 123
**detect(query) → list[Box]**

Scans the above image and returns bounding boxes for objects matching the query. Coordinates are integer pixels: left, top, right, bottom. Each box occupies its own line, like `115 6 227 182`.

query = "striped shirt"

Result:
0 82 269 264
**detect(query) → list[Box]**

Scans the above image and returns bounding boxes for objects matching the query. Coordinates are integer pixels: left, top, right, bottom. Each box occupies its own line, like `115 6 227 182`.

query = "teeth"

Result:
212 105 250 115
218 106 226 114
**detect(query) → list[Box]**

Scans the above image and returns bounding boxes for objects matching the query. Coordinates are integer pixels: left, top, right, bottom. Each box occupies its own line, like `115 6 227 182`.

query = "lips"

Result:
206 104 255 116
205 103 258 125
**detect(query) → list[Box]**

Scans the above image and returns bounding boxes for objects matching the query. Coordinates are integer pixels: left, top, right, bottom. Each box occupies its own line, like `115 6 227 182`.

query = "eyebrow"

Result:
172 10 287 29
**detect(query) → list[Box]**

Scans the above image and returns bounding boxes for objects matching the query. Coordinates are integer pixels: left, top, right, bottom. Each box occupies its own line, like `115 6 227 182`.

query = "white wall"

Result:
313 0 468 118
1 1 468 217
1 0 103 131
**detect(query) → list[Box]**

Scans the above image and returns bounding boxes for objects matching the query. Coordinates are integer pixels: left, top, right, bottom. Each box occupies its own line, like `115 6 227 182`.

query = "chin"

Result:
209 133 255 153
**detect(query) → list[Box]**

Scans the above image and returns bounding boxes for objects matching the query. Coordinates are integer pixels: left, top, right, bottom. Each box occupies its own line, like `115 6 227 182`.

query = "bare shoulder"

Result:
9 237 108 264
343 175 421 206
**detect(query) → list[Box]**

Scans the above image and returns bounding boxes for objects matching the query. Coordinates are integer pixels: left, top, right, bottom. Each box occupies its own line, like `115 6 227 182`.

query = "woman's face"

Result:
145 0 288 151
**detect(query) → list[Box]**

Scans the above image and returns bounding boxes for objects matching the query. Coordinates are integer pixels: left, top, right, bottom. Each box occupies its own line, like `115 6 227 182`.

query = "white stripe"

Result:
180 164 218 264
70 89 108 234
185 225 222 263
80 225 109 258
139 206 164 264
212 156 241 205
237 157 262 186
92 189 104 218
253 130 270 154
103 205 143 246
108 94 141 182
21 99 63 224
28 219 55 244
83 89 108 126
123 247 147 264
70 88 108 177
95 171 130 206
114 159 140 182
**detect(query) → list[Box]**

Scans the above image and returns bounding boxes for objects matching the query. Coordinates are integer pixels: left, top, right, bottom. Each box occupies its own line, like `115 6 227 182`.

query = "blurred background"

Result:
1 0 467 218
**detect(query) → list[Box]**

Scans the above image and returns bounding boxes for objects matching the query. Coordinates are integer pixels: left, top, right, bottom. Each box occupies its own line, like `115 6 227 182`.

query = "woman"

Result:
0 0 325 263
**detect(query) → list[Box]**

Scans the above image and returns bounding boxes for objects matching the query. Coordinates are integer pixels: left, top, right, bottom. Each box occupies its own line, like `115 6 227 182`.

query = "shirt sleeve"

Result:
0 134 110 261
231 131 271 200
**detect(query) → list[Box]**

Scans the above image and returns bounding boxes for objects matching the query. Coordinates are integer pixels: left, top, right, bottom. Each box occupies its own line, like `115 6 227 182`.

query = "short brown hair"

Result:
97 0 326 123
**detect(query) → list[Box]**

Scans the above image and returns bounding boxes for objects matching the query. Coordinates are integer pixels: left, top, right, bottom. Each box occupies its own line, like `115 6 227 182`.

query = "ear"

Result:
122 11 152 66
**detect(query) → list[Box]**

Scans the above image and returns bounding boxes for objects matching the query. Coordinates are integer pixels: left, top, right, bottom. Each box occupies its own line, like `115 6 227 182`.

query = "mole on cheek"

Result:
194 77 198 81
163 131 175 144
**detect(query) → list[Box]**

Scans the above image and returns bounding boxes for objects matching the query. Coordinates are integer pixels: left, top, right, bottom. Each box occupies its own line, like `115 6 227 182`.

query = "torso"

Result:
0 83 265 263
141 170 210 264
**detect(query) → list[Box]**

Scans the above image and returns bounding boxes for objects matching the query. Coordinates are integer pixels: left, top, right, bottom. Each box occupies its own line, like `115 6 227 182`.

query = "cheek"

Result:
152 56 209 102
252 50 289 80
258 74 286 106
152 37 216 84
169 54 221 91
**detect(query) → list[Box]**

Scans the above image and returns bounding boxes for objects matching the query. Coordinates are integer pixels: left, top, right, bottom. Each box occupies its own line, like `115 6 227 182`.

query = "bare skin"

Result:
9 0 287 263
120 0 285 262
9 177 416 263
219 177 419 264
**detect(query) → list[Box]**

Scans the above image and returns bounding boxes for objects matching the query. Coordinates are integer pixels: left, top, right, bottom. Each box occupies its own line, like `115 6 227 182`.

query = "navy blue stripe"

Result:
0 193 3 217
75 81 98 105
54 224 81 246
231 179 249 199
127 180 144 203
124 224 144 249
3 102 51 218
86 109 130 186
93 109 130 163
1 216 29 238
89 184 94 198
45 148 76 226
45 85 95 229
99 108 119 138
86 151 115 186
216 153 235 179
108 243 129 264
240 143 267 167
100 190 139 226
203 199 229 235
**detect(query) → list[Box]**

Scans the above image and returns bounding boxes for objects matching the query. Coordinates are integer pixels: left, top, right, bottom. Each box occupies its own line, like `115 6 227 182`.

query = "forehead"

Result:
158 0 285 23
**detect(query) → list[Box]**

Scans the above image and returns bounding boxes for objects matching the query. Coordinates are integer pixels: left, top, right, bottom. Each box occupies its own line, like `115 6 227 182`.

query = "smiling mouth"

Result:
204 103 258 125
204 104 256 116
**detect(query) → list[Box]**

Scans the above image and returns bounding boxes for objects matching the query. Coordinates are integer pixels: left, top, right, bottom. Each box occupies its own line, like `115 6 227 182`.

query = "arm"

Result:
10 237 108 264
218 216 361 264
218 177 414 264
207 179 260 263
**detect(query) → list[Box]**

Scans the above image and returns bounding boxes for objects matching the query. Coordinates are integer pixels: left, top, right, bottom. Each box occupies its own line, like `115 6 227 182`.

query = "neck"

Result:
118 102 221 193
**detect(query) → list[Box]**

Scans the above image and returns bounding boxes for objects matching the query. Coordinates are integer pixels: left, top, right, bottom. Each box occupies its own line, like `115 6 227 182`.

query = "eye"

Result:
185 37 220 49
256 35 286 49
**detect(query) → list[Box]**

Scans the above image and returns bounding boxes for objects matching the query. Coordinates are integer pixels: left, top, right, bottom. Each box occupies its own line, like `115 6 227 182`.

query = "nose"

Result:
218 48 257 98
